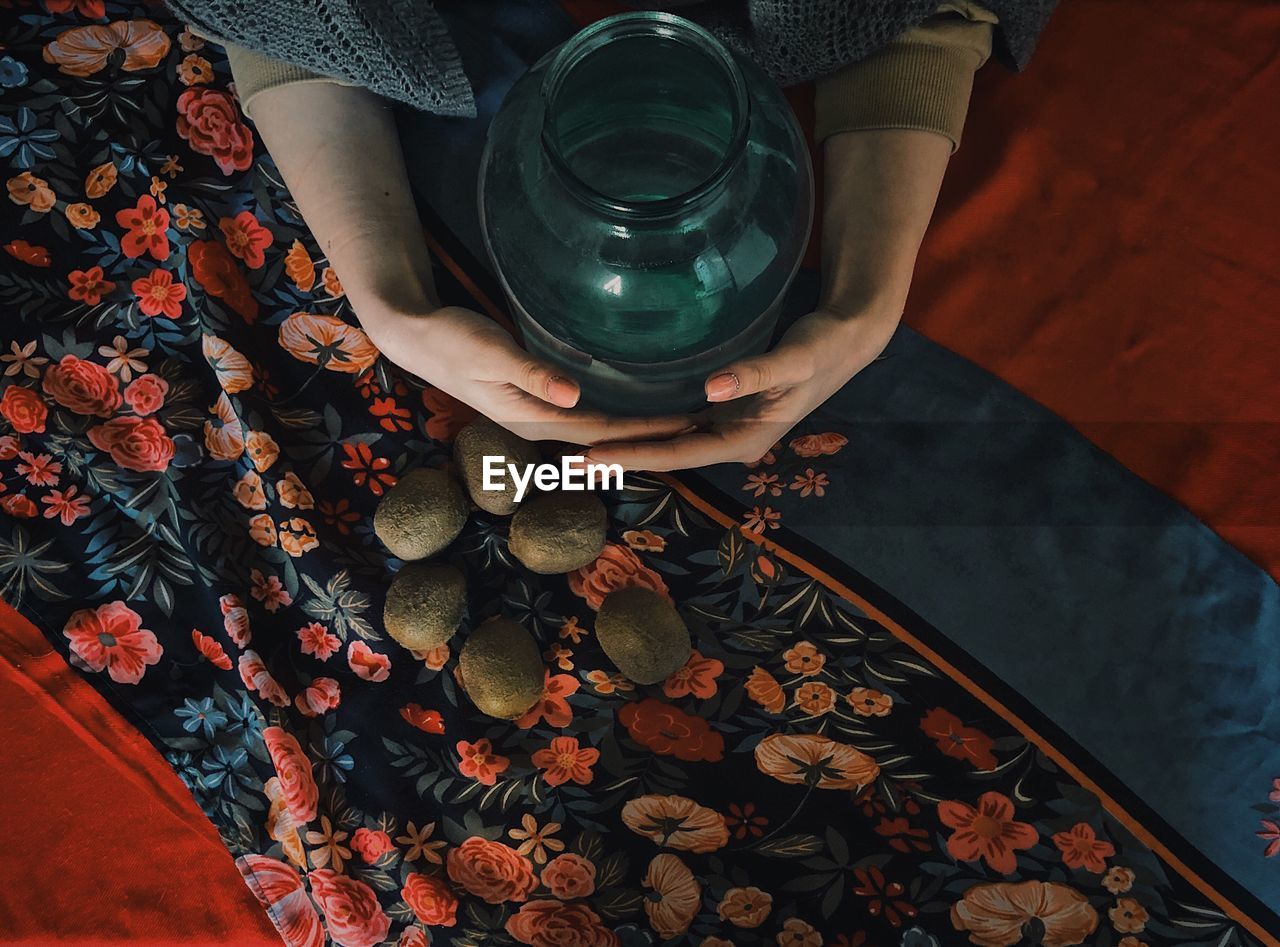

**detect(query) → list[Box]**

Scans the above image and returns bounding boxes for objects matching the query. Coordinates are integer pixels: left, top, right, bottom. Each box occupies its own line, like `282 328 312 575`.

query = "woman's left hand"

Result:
585 304 898 471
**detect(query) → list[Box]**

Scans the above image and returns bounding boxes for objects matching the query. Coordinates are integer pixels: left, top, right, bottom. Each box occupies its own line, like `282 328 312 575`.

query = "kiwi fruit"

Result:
596 587 691 685
374 467 468 560
454 417 540 515
383 561 466 652
458 618 545 719
508 491 607 574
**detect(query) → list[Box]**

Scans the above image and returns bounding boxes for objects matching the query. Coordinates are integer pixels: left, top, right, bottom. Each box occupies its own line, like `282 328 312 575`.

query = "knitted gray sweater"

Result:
165 0 1056 118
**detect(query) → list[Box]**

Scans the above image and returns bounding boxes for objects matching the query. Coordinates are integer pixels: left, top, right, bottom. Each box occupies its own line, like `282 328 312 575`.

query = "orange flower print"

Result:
278 517 318 557
371 396 411 432
191 629 232 670
419 643 450 671
177 52 212 85
249 568 292 612
42 19 171 77
541 853 596 901
568 542 670 610
245 430 279 472
559 616 586 643
401 872 458 928
115 194 170 260
622 528 666 552
920 707 998 770
783 640 824 676
62 601 162 685
514 672 578 729
131 269 186 318
421 385 476 441
742 505 781 532
341 441 397 496
232 470 266 510
642 854 700 939
1117 938 1147 947
149 175 167 204
585 669 632 694
789 432 847 458
508 814 563 864
201 333 253 393
172 202 204 230
725 802 768 839
852 866 918 928
1052 822 1115 873
7 171 56 212
238 650 289 706
347 640 390 682
505 900 616 947
248 512 276 546
204 392 245 461
41 486 91 525
1101 866 1135 894
400 703 445 735
283 240 316 291
621 795 729 853
790 468 829 497
793 681 836 715
68 266 116 305
278 312 378 374
743 471 781 497
322 265 343 297
317 497 360 536
755 733 880 790
531 736 599 787
294 677 340 717
543 642 573 670
777 917 822 947
277 472 314 510
296 622 340 661
617 697 723 762
1109 898 1149 934
445 836 537 905
219 211 272 269
745 665 786 712
64 202 100 229
84 161 117 198
848 686 893 717
220 593 251 647
663 649 723 699
5 240 51 267
951 881 1097 947
938 792 1039 874
717 886 772 928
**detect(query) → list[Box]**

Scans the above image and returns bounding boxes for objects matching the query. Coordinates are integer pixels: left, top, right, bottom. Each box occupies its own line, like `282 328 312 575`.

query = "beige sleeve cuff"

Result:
815 6 995 152
220 42 355 121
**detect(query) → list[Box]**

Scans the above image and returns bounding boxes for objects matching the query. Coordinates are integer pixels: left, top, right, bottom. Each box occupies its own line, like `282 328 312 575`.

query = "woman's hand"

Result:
585 305 898 470
364 304 693 446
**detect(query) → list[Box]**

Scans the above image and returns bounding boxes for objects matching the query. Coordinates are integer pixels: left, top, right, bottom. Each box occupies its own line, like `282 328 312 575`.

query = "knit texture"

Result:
165 0 1056 117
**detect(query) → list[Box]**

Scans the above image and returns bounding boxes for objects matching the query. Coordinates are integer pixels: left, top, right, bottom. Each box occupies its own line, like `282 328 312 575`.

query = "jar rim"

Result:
539 11 751 219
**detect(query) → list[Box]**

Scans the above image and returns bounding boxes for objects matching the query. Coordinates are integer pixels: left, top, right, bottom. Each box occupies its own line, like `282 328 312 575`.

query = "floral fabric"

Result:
0 5 1274 947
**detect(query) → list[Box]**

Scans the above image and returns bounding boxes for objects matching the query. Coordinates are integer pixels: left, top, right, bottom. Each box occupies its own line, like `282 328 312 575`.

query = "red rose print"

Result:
114 194 171 261
347 640 391 682
123 373 168 415
350 827 395 865
294 677 341 717
307 869 391 947
569 542 670 610
42 354 121 417
446 836 537 905
238 650 289 707
539 853 597 900
0 434 19 459
1 493 39 518
505 900 619 947
401 872 458 927
262 726 319 823
617 698 724 762
189 239 259 322
62 600 162 685
176 87 255 175
87 416 174 472
1 385 47 433
235 855 323 947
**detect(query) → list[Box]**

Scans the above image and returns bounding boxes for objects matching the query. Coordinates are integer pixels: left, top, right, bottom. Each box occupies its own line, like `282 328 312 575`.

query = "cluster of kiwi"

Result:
374 418 690 721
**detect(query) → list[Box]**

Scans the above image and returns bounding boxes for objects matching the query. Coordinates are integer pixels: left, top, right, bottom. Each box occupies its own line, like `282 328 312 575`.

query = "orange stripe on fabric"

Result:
657 472 1276 945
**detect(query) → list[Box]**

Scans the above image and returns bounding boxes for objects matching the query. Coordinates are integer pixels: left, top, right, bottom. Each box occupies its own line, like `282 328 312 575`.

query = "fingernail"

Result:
675 424 699 436
546 375 578 406
706 372 740 401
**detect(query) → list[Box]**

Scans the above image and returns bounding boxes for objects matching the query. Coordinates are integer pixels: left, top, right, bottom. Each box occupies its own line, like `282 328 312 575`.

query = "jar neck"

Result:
539 12 750 220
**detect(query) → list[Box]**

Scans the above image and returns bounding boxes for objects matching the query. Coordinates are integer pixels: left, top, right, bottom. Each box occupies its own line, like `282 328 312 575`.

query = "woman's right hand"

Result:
364 304 694 446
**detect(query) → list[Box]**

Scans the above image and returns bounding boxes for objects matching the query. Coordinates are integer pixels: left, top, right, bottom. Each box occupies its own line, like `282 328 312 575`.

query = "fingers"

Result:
705 347 814 403
490 348 582 409
586 427 782 472
485 395 694 447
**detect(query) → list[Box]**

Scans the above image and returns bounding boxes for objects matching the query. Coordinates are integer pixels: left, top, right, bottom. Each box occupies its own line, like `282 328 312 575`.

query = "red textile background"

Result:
1 0 1276 941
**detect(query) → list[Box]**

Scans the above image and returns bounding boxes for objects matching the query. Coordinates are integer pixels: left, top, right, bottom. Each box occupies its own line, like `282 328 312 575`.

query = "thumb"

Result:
499 350 581 409
705 348 813 402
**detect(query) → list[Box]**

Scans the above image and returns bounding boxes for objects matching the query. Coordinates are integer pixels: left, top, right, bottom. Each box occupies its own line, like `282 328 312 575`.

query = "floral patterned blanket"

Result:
1 4 1277 947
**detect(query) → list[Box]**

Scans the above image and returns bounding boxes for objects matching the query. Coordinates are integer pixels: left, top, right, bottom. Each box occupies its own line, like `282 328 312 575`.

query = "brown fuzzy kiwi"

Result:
507 491 606 574
383 561 467 652
454 417 540 515
596 586 691 685
373 467 468 560
458 618 545 719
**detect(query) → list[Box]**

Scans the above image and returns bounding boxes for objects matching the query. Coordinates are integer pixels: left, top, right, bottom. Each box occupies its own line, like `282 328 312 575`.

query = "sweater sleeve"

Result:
200 33 355 121
814 1 996 152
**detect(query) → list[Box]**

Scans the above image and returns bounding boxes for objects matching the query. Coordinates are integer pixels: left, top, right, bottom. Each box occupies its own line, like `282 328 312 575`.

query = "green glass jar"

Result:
478 12 813 415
